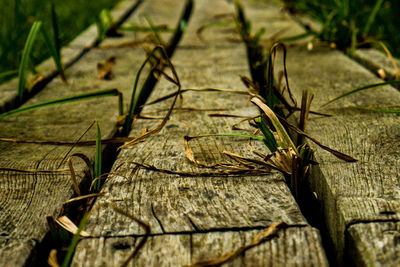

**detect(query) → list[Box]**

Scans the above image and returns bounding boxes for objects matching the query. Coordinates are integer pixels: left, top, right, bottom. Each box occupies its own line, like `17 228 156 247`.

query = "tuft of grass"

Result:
0 0 120 77
282 0 400 56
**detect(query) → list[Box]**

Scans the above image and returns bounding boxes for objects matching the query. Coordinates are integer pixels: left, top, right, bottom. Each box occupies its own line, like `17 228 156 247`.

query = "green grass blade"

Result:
50 0 61 60
352 106 400 114
279 32 312 42
94 122 102 191
0 88 122 120
252 97 297 153
123 47 161 135
363 0 384 36
0 69 19 81
144 15 165 45
61 213 89 267
18 21 42 102
40 27 66 81
96 9 113 41
255 117 278 152
324 80 400 106
120 24 174 33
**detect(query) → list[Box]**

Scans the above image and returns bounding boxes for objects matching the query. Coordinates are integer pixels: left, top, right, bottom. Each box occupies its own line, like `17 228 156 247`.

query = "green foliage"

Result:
96 9 114 41
283 0 400 55
0 0 119 80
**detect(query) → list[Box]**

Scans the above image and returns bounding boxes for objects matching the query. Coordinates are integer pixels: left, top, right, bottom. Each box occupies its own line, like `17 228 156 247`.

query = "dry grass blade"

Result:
187 222 288 267
278 115 358 162
130 161 270 177
58 121 96 169
67 158 80 196
144 87 248 106
297 90 313 146
48 249 60 267
377 41 400 78
184 136 221 168
119 46 181 149
222 151 274 171
64 193 105 205
0 167 68 174
55 216 90 237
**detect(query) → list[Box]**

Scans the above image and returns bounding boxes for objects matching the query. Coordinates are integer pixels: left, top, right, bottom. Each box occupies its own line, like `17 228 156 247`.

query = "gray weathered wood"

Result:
0 0 185 265
243 1 400 265
72 0 328 266
0 0 142 113
347 222 400 267
72 227 326 267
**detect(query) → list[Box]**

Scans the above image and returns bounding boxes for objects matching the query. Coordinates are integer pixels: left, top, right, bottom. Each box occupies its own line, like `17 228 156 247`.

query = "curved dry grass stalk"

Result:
186 222 288 267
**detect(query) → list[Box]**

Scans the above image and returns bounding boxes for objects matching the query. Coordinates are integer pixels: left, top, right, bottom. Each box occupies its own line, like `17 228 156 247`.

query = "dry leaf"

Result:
55 216 90 237
97 56 116 80
47 249 59 267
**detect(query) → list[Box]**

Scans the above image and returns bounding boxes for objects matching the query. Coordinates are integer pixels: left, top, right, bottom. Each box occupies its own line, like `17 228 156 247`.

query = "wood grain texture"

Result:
0 0 185 265
72 227 327 267
243 1 400 265
0 0 142 113
347 222 400 267
72 0 328 266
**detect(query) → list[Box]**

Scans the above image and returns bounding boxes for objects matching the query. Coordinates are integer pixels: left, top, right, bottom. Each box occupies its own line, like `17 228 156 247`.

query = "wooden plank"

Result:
242 1 400 265
0 0 142 113
72 0 328 266
72 226 326 267
353 49 400 82
0 0 185 265
347 222 400 267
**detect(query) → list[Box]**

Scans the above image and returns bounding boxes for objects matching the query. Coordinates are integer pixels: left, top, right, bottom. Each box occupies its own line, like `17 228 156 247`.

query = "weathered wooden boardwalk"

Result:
0 0 399 266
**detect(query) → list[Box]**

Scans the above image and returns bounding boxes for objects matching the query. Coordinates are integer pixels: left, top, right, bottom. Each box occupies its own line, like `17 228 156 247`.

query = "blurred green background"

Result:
0 0 119 80
283 0 400 56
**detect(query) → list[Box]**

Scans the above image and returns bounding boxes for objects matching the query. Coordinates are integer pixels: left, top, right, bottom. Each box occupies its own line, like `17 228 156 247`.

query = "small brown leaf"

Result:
97 56 116 80
47 249 59 267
